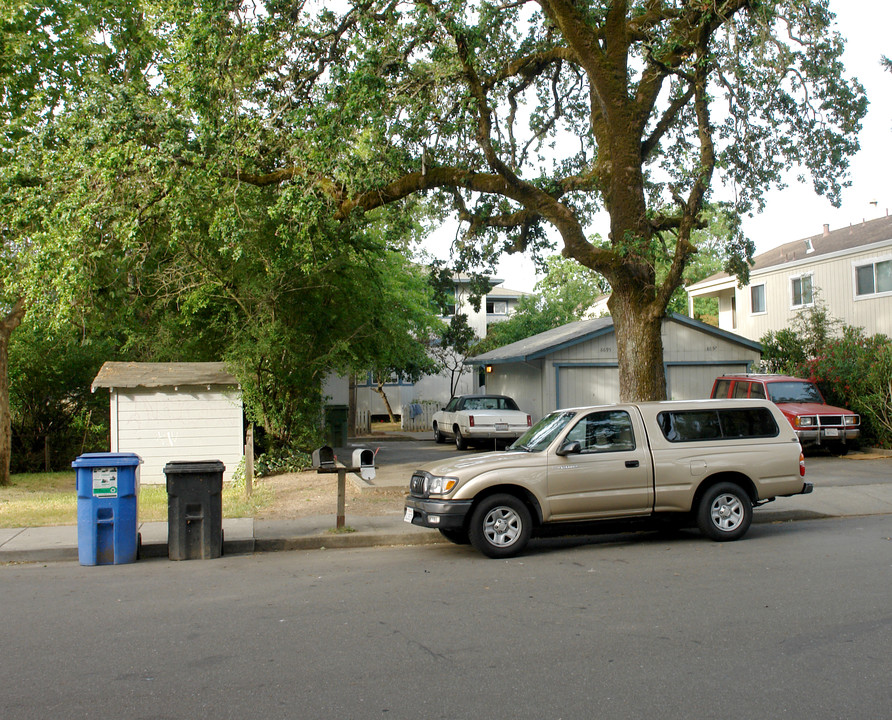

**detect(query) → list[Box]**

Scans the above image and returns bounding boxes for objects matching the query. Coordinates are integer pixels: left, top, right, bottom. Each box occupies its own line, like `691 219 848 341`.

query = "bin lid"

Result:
72 452 142 468
163 460 226 474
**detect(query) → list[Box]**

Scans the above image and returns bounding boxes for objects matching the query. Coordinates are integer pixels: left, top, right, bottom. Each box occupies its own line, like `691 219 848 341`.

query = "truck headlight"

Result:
426 475 458 496
795 416 816 427
845 415 860 426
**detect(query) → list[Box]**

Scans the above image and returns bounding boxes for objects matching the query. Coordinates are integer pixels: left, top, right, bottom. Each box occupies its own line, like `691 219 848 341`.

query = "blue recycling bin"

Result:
72 452 142 566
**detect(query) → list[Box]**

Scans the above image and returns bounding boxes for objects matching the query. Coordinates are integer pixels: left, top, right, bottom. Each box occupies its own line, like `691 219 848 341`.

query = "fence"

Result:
355 408 371 435
400 401 440 432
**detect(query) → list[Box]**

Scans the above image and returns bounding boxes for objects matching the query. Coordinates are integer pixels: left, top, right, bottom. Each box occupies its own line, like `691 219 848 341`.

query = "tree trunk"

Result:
608 291 667 402
0 299 26 486
373 379 397 423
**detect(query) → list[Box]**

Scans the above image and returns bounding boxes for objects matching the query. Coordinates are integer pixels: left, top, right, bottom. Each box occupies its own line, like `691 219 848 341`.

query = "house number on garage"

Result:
92 467 118 498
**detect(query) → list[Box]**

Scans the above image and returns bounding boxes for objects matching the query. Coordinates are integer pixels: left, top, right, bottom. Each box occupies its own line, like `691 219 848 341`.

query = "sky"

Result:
425 1 892 293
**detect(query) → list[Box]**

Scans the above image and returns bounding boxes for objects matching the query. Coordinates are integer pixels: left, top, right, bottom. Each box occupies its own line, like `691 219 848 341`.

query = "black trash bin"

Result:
163 460 225 560
324 404 348 447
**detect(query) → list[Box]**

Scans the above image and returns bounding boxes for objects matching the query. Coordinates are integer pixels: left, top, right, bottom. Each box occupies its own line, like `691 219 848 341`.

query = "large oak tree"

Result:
239 0 866 400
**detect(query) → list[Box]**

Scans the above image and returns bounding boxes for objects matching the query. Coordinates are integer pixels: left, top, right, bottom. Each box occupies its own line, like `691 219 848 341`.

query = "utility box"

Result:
352 448 376 481
72 452 142 566
163 460 225 560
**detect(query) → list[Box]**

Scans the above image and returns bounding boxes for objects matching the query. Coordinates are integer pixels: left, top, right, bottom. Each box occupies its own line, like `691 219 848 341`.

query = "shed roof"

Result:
91 362 238 391
468 313 761 365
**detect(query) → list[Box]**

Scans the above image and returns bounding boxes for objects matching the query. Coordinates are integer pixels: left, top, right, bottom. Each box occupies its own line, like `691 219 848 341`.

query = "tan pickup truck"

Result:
404 399 812 558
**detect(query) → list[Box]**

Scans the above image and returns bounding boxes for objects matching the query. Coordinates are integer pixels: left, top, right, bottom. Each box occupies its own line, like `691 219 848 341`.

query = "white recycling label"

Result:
92 467 118 498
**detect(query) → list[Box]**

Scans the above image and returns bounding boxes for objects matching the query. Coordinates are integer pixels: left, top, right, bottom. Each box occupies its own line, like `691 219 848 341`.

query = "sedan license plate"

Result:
495 423 509 432
403 507 414 523
824 428 839 438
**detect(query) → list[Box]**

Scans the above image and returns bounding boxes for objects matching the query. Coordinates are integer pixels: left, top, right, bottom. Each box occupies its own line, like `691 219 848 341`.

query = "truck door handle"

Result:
625 460 639 468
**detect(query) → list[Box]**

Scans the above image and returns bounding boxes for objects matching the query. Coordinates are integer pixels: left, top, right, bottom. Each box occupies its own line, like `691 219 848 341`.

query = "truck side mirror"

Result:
352 448 376 481
557 440 581 456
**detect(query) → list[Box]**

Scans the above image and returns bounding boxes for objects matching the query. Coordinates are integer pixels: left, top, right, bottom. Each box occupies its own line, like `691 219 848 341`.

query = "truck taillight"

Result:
526 415 532 426
800 453 806 477
469 415 475 427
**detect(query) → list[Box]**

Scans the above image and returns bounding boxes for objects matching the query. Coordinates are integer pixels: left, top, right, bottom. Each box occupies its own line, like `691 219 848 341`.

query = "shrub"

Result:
797 330 892 447
760 301 892 447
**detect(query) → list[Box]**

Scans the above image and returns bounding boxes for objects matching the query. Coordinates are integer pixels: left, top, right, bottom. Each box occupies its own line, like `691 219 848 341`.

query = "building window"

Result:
791 274 813 308
854 258 892 298
751 284 766 314
486 300 508 315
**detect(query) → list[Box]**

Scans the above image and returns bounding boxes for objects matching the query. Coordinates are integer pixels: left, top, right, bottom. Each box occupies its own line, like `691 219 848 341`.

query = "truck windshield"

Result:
767 381 824 404
510 411 577 452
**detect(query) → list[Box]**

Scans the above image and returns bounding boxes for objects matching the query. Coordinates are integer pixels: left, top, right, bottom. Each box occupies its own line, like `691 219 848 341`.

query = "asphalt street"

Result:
2 514 890 720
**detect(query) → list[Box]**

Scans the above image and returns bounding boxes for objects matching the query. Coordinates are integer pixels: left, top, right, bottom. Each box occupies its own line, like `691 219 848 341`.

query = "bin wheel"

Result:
136 532 142 560
221 529 225 557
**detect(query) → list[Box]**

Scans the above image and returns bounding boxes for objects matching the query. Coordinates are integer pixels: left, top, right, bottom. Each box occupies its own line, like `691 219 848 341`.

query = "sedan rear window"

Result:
657 408 779 442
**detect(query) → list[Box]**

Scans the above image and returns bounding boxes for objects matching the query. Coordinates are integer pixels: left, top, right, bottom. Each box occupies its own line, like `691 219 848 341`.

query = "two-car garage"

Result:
471 314 761 422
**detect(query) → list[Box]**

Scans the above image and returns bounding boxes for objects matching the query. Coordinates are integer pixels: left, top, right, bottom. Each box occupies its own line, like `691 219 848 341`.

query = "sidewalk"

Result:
3 481 892 564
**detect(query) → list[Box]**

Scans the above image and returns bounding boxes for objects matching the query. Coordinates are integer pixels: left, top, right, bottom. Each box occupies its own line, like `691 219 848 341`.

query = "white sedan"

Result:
432 394 532 450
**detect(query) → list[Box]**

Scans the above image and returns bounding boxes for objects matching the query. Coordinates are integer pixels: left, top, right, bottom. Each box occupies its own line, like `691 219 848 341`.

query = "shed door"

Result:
558 366 619 408
666 363 749 401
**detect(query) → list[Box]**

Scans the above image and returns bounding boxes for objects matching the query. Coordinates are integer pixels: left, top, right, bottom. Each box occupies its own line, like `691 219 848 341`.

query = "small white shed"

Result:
91 362 244 485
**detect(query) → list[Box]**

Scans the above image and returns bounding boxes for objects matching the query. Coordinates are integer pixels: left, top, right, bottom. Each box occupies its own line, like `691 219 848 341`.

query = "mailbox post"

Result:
312 445 377 529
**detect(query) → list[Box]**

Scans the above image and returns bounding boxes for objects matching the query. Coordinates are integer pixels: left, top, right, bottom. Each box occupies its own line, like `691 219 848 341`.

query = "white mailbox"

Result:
352 448 376 481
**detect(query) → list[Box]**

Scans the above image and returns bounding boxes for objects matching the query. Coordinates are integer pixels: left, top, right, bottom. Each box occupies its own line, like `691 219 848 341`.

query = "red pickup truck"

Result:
710 373 859 453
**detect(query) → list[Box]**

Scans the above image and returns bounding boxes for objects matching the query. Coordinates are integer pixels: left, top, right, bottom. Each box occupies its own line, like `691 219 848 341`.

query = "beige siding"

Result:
485 363 544 420
112 388 243 484
666 363 749 400
733 242 892 341
558 366 619 408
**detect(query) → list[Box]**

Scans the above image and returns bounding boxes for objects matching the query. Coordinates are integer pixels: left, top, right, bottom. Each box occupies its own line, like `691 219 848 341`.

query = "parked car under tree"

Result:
432 394 532 450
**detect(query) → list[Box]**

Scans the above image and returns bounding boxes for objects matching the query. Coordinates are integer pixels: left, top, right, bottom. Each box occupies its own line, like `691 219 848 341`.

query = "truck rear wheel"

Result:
697 482 752 541
469 494 531 558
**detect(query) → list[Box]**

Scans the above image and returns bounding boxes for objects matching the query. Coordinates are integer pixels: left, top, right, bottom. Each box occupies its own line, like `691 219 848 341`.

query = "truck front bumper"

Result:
403 496 473 529
795 428 860 445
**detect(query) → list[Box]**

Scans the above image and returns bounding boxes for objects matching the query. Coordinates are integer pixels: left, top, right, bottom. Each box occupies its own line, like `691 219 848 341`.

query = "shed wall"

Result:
110 387 243 484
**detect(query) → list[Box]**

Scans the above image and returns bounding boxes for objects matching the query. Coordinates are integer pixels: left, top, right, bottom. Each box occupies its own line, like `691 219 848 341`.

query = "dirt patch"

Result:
253 470 406 519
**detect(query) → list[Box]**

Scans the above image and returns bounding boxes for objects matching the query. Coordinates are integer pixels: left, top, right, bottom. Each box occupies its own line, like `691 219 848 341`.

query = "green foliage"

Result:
430 313 477 397
0 0 870 446
8 319 114 472
761 297 841 373
760 304 892 447
534 255 610 317
800 331 892 447
253 448 312 478
471 296 575 356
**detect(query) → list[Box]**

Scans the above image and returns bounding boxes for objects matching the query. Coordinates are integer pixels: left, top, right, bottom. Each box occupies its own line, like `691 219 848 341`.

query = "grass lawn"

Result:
0 471 273 528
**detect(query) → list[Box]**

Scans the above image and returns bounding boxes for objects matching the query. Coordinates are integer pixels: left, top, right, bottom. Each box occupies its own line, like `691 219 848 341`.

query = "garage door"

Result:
558 366 620 408
666 363 750 400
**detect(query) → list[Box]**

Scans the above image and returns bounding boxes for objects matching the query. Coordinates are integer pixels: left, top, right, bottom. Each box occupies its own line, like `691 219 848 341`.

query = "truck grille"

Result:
819 416 842 427
410 473 425 496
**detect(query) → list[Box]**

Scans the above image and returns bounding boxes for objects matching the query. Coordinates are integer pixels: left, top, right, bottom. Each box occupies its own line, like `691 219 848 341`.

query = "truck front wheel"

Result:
697 482 752 541
469 494 532 558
